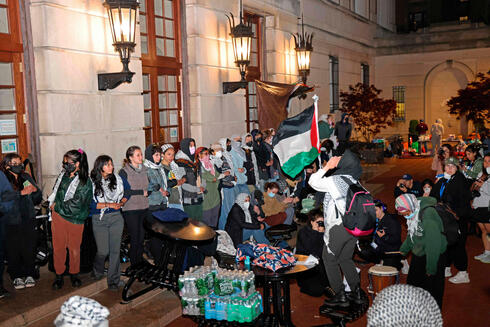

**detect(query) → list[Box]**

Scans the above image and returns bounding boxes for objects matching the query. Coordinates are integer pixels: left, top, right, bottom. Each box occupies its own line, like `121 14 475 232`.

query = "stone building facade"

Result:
0 0 488 189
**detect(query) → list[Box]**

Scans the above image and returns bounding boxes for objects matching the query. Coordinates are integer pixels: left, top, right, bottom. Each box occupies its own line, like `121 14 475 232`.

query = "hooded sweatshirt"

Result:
400 196 447 275
334 113 352 142
308 150 361 253
230 137 247 185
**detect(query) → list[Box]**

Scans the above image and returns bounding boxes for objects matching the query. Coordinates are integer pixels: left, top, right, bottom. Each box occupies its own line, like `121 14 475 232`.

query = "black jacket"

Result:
3 172 42 225
296 224 324 258
225 204 261 247
373 213 402 253
430 171 471 219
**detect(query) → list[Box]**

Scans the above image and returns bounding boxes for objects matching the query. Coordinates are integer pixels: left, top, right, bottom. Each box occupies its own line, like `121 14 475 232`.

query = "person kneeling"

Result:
296 209 329 296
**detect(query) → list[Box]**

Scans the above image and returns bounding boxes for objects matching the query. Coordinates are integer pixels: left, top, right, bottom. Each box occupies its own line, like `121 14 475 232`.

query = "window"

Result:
0 0 27 158
361 63 369 85
393 86 406 121
244 12 261 132
329 56 339 112
140 0 182 146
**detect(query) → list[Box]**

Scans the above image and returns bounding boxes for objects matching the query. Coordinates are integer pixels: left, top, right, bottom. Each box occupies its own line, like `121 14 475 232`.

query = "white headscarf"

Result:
235 193 252 223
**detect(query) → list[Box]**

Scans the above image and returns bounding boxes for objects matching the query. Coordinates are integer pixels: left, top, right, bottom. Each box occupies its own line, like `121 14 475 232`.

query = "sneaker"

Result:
13 278 25 290
480 254 490 264
474 252 489 261
0 286 10 299
401 259 410 275
445 267 452 278
24 276 36 288
449 271 470 284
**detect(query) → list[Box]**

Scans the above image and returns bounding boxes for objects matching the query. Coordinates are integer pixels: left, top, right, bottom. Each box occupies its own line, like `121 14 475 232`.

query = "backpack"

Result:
420 203 460 246
337 176 377 237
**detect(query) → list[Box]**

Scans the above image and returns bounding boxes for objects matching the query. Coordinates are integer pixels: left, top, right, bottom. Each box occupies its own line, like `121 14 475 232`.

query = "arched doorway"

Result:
424 60 474 137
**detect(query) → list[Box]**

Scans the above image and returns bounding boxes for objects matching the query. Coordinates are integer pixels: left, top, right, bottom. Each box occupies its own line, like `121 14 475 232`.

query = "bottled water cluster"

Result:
179 265 263 322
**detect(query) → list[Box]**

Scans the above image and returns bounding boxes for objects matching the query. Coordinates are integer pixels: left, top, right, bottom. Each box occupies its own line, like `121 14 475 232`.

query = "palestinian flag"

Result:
273 101 320 177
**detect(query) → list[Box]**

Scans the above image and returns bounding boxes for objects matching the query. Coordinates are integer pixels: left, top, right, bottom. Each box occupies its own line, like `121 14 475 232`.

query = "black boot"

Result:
347 285 365 305
323 289 349 308
52 274 64 290
70 274 82 288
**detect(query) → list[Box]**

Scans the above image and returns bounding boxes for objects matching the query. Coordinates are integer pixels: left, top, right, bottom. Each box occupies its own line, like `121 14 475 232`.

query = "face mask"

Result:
246 141 253 147
487 167 490 174
443 172 451 180
189 146 195 155
423 187 431 194
9 165 23 174
226 145 232 152
63 162 76 173
320 147 327 152
256 137 262 143
404 212 416 219
268 192 275 198
214 151 222 158
243 202 250 209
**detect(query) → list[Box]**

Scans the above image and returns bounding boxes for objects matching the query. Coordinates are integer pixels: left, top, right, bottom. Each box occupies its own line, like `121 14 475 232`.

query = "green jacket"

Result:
464 157 483 180
201 168 220 211
318 121 334 139
54 175 93 224
400 196 447 275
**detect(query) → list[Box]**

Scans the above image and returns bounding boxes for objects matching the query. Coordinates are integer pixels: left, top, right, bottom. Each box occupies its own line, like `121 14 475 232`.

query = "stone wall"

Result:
30 0 144 191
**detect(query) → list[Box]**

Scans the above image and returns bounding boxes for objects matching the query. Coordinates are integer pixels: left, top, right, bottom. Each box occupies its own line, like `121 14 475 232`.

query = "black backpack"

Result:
338 176 377 237
420 203 460 246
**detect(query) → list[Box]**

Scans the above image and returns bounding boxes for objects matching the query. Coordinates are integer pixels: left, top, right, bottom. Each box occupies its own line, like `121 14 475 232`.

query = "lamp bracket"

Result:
98 71 135 91
223 81 248 94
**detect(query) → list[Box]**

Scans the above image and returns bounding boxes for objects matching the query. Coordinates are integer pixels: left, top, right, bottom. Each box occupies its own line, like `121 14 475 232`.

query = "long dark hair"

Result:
64 149 89 185
123 145 141 166
90 155 116 197
0 153 24 191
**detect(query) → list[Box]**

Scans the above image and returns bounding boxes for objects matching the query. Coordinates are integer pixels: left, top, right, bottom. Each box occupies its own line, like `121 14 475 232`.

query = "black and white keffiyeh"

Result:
54 296 109 327
48 171 80 205
92 174 124 219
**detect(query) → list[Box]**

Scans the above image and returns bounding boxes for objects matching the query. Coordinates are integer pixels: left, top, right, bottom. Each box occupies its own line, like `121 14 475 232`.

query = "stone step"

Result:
109 291 181 327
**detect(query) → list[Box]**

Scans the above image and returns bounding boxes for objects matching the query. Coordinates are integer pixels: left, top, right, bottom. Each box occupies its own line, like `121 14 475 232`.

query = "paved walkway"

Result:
170 157 490 327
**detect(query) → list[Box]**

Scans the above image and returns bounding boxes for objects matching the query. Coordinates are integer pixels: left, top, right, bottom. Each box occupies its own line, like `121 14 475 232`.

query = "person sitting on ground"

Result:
471 153 490 263
396 193 447 309
357 200 402 270
421 178 434 197
308 150 365 307
462 144 484 182
296 208 329 297
394 174 422 198
262 182 295 226
225 193 268 247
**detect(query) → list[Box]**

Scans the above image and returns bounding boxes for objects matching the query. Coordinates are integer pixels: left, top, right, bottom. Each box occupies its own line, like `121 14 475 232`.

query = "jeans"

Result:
168 203 184 211
284 207 295 225
92 211 124 287
242 229 269 244
218 187 236 230
122 209 147 265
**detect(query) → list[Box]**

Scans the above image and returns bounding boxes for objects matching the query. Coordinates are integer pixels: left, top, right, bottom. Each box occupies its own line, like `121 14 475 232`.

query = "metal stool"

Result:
265 224 296 247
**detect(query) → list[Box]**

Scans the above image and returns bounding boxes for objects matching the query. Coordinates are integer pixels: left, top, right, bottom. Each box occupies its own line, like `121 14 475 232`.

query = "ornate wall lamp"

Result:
98 0 139 91
292 15 313 85
223 0 253 94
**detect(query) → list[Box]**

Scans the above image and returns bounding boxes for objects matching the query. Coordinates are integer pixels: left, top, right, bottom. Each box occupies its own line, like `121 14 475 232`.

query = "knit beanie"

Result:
367 284 443 327
161 143 174 154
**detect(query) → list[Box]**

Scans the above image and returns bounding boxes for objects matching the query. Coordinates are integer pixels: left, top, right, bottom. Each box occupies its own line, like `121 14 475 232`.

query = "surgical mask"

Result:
62 162 76 173
243 202 250 209
226 145 232 152
404 212 416 219
214 151 222 158
423 187 431 194
246 141 253 147
9 165 23 174
268 192 275 198
320 147 326 152
443 172 451 180
189 146 195 155
487 167 490 174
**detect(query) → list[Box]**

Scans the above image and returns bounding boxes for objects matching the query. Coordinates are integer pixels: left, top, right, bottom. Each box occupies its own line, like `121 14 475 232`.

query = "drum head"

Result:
369 264 398 276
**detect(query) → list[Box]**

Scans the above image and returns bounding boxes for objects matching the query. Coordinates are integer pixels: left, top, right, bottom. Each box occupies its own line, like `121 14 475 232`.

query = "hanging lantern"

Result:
293 15 313 85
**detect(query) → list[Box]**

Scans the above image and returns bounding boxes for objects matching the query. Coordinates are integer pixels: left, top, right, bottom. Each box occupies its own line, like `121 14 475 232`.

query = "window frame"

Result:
329 56 339 113
140 0 183 147
393 86 406 121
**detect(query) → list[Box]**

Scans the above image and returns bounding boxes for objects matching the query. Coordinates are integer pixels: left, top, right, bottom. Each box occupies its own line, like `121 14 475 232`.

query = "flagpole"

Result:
312 94 321 168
